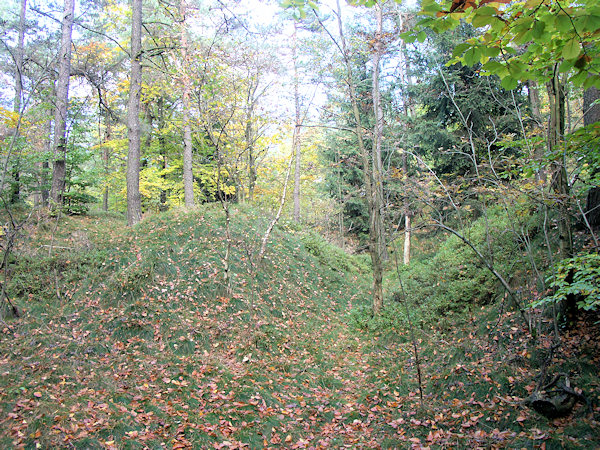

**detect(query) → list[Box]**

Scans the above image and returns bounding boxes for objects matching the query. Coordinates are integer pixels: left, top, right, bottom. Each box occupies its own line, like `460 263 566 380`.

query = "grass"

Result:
0 204 599 448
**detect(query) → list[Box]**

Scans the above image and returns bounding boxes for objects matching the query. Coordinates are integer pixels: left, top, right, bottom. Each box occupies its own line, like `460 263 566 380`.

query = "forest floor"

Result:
1 206 599 448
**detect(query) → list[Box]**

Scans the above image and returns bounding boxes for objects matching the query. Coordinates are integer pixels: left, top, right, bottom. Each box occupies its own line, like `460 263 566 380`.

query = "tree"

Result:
49 0 76 207
325 0 384 313
584 86 600 229
126 0 143 225
371 1 387 260
292 20 303 222
8 0 27 204
180 0 194 208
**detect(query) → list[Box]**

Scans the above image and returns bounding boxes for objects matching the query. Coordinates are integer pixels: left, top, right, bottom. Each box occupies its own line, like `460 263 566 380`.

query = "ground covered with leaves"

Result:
1 206 599 448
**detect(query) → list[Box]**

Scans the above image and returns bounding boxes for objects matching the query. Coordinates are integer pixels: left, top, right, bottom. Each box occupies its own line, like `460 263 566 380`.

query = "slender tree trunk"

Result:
13 0 26 120
11 0 27 204
248 150 256 201
102 115 111 211
403 152 411 265
334 0 383 313
259 152 295 261
126 0 143 226
292 20 302 223
157 96 168 211
180 0 194 208
527 80 546 183
245 78 259 203
49 0 75 207
547 71 572 258
371 3 387 261
396 11 414 265
337 146 344 250
41 117 52 207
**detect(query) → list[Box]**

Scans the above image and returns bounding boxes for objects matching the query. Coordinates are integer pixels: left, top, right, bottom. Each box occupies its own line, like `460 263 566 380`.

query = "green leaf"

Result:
463 46 481 66
481 46 500 57
472 14 495 28
401 31 417 44
501 76 518 90
531 20 546 39
421 0 443 13
514 30 533 45
417 31 427 43
583 74 600 90
490 17 506 33
558 60 574 73
452 43 470 58
514 16 534 33
482 60 506 76
562 38 581 60
582 14 600 32
476 6 497 16
570 70 588 86
555 13 573 32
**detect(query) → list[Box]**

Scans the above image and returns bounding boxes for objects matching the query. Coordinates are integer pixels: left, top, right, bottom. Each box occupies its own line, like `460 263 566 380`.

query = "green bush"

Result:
349 302 408 332
389 205 539 325
533 252 600 312
299 230 368 274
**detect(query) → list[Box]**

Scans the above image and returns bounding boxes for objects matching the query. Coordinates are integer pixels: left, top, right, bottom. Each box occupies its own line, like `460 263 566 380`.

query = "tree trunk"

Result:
126 0 143 226
584 86 600 229
403 152 411 265
259 152 295 261
41 117 52 207
248 150 256 201
245 79 259 203
547 71 572 259
11 0 27 204
49 0 75 207
334 0 383 314
337 146 344 249
157 96 169 211
180 0 194 208
292 21 302 223
583 86 600 125
102 114 111 211
371 3 387 261
528 80 546 182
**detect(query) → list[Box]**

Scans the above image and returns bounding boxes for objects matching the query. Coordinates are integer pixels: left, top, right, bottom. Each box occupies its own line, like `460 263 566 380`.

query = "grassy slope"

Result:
1 205 599 448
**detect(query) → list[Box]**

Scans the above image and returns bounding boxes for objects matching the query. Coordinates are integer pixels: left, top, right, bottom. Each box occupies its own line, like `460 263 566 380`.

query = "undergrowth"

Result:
0 204 598 448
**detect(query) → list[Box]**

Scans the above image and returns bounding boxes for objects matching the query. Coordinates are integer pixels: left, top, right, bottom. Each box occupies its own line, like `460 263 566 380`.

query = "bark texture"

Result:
547 72 572 258
292 21 302 223
11 0 27 204
334 0 383 313
180 0 194 208
584 86 600 229
371 3 387 261
126 0 143 226
49 0 75 207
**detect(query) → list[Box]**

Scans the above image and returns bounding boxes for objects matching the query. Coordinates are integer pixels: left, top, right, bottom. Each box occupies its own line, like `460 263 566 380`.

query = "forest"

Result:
0 0 599 447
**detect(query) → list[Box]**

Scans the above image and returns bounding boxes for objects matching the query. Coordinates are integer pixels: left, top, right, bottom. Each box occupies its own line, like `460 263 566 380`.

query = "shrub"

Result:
389 205 540 325
299 230 368 274
533 252 600 313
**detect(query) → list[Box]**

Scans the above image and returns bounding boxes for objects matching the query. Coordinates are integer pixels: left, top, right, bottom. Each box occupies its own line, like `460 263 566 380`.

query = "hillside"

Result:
1 206 599 448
